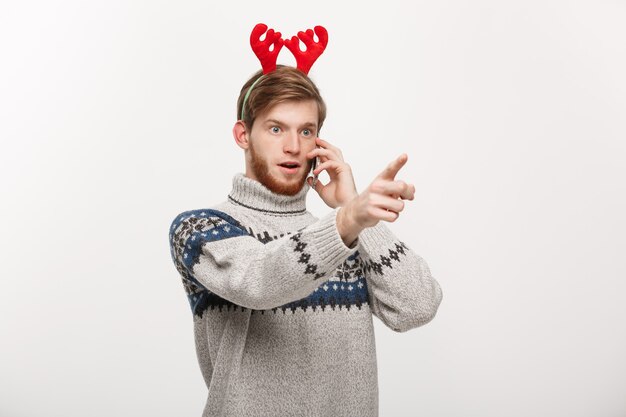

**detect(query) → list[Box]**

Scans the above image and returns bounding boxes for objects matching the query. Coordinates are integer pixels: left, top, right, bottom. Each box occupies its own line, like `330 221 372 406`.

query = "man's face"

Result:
246 100 318 196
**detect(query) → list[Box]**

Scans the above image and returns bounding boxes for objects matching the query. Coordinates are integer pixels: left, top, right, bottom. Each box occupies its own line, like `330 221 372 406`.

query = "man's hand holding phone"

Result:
306 137 359 209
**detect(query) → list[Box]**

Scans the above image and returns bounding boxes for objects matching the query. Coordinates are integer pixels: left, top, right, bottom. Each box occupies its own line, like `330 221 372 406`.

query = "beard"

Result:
249 139 313 196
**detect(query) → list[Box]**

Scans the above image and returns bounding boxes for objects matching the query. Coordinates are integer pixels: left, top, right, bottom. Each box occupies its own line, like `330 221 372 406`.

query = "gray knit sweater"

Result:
168 172 443 417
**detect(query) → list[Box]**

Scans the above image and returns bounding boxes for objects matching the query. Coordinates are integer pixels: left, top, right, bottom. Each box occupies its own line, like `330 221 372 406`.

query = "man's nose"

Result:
283 131 300 153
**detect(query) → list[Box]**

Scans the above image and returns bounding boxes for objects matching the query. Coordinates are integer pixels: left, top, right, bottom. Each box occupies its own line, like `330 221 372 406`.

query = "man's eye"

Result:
302 129 312 136
271 126 281 133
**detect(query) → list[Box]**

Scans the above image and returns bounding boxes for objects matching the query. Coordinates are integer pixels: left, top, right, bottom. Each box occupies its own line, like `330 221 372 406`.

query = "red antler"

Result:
283 26 328 74
250 23 284 74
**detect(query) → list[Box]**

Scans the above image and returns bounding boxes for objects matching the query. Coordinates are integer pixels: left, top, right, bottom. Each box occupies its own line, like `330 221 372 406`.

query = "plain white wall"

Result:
1 1 625 416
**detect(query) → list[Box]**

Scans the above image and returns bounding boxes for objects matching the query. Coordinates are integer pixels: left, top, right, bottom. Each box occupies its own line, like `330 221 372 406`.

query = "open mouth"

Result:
278 163 300 174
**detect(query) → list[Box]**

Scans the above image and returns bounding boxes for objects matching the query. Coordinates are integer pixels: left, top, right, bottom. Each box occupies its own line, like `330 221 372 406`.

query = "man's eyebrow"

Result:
300 122 318 130
264 119 285 126
264 119 318 130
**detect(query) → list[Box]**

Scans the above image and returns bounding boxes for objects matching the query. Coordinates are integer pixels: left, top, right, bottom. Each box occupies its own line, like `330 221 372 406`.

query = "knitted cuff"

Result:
307 207 359 270
356 222 410 273
357 222 395 250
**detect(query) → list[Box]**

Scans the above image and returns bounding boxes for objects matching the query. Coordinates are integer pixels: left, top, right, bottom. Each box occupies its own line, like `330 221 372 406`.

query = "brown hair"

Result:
236 65 327 132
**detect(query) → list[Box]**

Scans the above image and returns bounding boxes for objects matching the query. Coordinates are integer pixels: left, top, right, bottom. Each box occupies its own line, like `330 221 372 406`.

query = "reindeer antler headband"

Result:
241 23 329 120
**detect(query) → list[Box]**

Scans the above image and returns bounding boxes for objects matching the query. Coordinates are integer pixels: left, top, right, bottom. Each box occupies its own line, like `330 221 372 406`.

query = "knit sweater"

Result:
168 172 443 417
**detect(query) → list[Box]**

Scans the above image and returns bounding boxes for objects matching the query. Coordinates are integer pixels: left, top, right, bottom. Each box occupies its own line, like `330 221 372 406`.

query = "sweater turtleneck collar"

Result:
227 172 310 215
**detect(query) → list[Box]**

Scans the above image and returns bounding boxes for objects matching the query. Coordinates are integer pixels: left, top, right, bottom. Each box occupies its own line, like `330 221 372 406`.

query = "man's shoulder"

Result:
169 202 246 233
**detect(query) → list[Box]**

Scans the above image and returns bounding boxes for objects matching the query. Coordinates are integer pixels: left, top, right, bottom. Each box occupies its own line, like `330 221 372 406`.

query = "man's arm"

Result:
306 142 441 331
355 222 443 333
168 207 358 310
337 207 442 332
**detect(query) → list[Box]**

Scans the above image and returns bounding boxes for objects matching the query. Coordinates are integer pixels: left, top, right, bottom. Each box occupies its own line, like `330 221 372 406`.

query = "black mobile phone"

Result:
310 145 321 185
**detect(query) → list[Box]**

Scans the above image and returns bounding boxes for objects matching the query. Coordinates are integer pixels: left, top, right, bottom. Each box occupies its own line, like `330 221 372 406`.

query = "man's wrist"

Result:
339 190 359 207
336 205 363 248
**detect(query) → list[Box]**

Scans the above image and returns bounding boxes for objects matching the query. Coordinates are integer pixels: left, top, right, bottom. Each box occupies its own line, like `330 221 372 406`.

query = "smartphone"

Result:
310 146 320 187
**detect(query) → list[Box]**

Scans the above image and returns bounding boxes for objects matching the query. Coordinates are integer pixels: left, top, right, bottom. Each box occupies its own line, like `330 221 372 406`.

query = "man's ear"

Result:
233 120 250 150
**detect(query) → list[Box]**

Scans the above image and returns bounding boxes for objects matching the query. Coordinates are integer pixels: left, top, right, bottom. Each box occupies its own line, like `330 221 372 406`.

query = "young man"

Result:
168 65 443 417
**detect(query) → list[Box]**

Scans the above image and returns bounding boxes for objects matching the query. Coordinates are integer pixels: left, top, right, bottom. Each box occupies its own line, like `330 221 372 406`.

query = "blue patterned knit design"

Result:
169 209 248 314
169 209 372 317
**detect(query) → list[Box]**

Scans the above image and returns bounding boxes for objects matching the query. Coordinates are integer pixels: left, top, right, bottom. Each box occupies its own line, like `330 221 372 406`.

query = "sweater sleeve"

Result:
168 207 358 310
355 222 443 333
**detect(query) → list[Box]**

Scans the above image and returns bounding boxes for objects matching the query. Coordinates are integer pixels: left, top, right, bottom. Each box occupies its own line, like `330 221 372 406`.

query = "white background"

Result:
1 1 625 416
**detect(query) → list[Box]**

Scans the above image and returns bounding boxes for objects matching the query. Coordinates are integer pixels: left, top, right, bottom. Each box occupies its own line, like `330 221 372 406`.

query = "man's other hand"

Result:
336 153 415 246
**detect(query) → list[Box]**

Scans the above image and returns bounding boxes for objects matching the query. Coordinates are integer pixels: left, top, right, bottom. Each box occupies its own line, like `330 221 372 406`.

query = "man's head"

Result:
232 65 327 196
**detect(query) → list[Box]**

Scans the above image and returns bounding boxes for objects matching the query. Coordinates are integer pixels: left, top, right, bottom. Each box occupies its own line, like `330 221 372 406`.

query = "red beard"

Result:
248 139 313 196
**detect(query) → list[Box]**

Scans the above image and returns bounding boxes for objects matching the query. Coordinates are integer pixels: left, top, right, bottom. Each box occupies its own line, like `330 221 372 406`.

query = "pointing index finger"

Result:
379 153 408 181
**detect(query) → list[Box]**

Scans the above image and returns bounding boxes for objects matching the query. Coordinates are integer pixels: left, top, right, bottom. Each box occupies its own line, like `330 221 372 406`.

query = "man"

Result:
168 64 443 417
